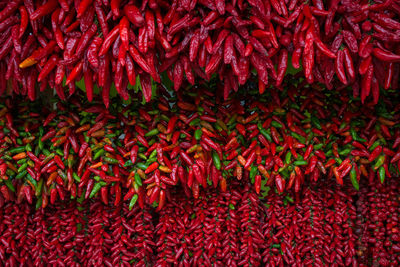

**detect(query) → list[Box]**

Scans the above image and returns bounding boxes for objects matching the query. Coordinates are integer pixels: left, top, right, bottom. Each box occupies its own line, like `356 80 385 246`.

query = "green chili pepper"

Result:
339 148 351 156
350 167 359 191
285 151 292 165
212 151 221 170
129 194 138 210
374 155 385 170
35 196 42 210
124 160 133 167
271 121 283 128
134 172 142 186
138 153 147 160
311 115 322 130
145 128 159 137
189 118 201 126
194 129 202 140
93 149 105 160
27 160 35 168
136 162 148 170
335 157 343 165
17 163 28 173
17 158 27 165
291 132 306 144
73 172 81 182
285 195 294 203
249 166 258 183
161 114 170 122
55 148 64 156
8 147 25 154
369 140 381 152
35 178 43 197
26 174 37 188
15 170 28 180
314 143 324 150
104 157 119 165
258 125 272 142
4 180 15 192
148 110 158 115
146 157 157 165
25 143 32 152
89 182 103 198
378 166 385 183
149 149 157 159
293 160 308 166
77 189 85 203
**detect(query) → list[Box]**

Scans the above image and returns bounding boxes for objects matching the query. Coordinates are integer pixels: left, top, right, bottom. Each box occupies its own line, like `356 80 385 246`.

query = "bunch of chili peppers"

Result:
356 179 400 266
0 0 399 105
1 179 397 265
155 181 264 266
262 180 358 266
0 198 155 266
1 77 400 208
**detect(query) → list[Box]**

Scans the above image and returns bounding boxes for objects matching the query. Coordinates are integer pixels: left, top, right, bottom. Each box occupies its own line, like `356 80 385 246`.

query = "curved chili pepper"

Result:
373 47 400 62
30 0 58 20
98 26 120 57
335 50 347 84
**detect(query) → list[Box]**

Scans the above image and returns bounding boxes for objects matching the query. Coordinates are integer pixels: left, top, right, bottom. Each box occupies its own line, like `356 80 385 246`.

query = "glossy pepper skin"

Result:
1 0 400 103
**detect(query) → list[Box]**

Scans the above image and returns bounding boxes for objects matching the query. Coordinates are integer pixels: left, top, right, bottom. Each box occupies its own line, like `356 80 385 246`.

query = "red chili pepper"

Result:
303 29 314 80
276 49 288 86
342 30 358 53
111 0 121 17
373 47 400 62
275 174 285 193
342 47 355 80
18 6 28 38
119 16 129 50
65 61 83 85
30 0 58 20
361 63 373 104
129 45 152 75
124 5 145 27
98 26 120 57
335 50 347 84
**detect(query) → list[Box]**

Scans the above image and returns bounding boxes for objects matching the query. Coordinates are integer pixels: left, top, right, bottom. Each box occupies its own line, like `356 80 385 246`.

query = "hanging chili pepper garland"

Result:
0 0 399 104
0 179 396 266
1 78 400 208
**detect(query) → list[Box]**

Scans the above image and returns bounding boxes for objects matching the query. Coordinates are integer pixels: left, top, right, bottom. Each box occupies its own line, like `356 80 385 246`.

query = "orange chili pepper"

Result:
12 152 26 160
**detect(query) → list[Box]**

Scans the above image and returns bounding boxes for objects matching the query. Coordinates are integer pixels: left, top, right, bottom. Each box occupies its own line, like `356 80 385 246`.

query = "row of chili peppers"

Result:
0 180 397 266
0 80 400 208
263 181 358 266
1 0 400 105
0 198 155 266
154 182 264 266
356 180 400 266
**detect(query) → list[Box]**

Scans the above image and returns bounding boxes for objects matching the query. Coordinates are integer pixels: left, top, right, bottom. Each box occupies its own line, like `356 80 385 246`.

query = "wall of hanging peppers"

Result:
0 0 400 266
